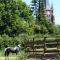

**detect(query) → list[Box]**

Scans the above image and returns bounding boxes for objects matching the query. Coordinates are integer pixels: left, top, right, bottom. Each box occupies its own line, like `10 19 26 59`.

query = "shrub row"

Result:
0 33 60 49
0 34 29 49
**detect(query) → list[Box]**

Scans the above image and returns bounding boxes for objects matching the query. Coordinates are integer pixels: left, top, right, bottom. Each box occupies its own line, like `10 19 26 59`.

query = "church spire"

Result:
51 3 53 13
46 0 50 9
51 3 54 24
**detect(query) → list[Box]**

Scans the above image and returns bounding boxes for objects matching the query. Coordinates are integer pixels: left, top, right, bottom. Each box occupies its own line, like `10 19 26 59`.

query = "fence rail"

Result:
24 37 60 57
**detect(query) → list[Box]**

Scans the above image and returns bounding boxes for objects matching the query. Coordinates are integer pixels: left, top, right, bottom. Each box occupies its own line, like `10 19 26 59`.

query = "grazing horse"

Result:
4 44 21 56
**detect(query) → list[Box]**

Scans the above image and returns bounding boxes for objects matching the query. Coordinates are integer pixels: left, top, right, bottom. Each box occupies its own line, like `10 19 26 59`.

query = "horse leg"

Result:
7 52 9 60
5 51 9 60
15 50 18 55
5 51 9 56
16 52 18 55
5 51 7 60
5 51 7 56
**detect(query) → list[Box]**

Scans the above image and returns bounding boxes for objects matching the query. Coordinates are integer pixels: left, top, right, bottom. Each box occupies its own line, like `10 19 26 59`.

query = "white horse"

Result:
5 44 21 56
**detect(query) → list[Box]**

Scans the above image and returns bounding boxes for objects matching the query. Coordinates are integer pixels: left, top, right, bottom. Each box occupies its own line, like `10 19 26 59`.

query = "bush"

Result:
0 34 20 48
17 51 27 60
56 55 60 60
0 33 30 49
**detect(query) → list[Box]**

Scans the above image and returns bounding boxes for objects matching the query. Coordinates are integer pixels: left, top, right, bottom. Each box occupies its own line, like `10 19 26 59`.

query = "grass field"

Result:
0 50 27 60
0 49 60 60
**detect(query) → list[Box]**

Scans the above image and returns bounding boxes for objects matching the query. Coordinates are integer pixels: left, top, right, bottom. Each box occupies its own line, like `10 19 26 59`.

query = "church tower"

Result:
45 0 54 24
31 0 54 24
51 4 54 24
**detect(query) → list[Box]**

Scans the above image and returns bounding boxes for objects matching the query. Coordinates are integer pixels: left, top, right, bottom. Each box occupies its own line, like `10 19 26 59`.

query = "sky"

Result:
23 0 60 25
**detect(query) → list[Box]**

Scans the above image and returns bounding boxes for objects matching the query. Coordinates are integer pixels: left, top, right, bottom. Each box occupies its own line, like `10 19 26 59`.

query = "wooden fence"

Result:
24 37 60 57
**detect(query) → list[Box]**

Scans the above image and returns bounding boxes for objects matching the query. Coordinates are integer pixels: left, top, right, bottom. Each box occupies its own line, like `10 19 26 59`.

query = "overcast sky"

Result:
23 0 60 25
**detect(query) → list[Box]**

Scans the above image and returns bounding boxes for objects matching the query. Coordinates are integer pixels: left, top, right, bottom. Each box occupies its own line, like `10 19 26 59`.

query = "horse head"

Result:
17 44 21 48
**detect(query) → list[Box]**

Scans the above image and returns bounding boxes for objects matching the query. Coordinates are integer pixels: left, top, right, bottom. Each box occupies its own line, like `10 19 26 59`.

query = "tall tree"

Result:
0 0 34 36
31 0 55 34
31 0 47 34
31 0 46 20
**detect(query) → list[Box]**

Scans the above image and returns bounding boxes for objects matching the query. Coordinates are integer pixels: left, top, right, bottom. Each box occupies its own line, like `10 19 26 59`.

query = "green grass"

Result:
0 50 27 60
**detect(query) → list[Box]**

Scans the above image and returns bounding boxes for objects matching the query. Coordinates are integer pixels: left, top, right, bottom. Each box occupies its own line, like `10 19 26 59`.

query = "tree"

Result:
31 0 55 35
31 0 46 20
0 0 34 36
31 0 47 34
54 25 60 35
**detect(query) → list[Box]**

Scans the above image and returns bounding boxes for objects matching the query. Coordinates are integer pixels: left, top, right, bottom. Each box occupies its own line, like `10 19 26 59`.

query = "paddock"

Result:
24 37 60 59
0 37 60 60
0 50 26 60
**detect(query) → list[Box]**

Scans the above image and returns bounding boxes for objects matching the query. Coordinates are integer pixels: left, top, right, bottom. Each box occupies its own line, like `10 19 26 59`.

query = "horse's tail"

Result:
4 48 6 56
5 48 9 56
5 51 6 56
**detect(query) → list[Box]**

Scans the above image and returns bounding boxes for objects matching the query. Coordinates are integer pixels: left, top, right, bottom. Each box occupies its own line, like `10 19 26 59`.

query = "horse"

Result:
4 44 21 56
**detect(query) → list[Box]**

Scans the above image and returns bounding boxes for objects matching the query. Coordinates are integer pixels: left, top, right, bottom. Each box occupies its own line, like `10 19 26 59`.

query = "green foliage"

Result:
56 55 60 60
0 34 22 48
17 51 27 60
0 33 32 49
0 0 57 37
31 0 57 35
0 0 60 50
54 25 60 35
0 0 34 36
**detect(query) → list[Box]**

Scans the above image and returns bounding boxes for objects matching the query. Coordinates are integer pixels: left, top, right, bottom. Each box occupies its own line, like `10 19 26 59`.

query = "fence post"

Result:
43 37 46 56
33 38 34 55
57 39 59 55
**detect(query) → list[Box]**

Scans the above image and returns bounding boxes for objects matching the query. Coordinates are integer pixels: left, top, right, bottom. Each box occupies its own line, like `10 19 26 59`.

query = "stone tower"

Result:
45 0 54 24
